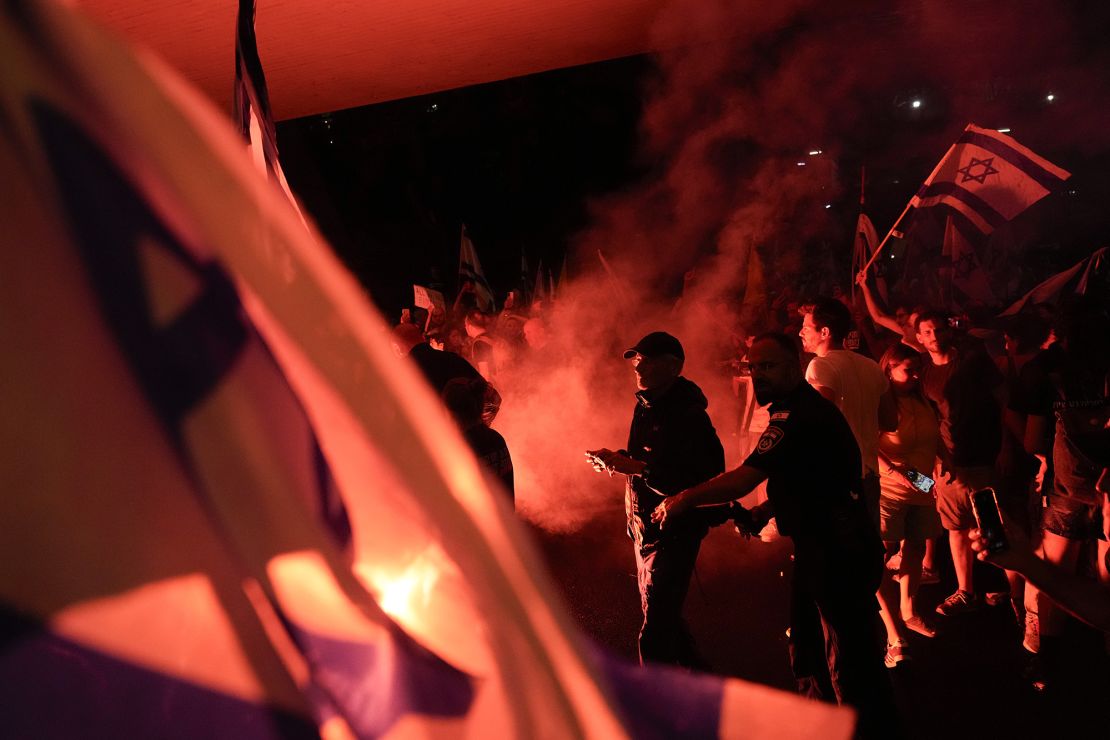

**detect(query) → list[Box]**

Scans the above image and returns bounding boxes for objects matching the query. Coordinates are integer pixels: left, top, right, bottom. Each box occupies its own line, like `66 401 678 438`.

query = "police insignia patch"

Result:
756 426 784 453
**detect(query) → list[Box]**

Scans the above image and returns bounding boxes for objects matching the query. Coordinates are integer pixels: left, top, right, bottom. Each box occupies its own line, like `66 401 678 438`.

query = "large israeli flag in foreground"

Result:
0 1 851 737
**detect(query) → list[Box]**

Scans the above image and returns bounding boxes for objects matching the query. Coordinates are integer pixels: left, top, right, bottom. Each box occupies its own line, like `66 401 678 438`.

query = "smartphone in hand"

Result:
904 467 935 495
971 487 1008 553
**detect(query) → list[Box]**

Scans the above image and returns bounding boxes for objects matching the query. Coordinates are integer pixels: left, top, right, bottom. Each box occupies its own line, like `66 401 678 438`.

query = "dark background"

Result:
276 56 650 315
275 47 1110 320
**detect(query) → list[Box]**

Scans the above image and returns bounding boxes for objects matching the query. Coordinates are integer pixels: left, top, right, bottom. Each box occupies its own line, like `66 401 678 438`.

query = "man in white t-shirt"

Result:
799 298 897 525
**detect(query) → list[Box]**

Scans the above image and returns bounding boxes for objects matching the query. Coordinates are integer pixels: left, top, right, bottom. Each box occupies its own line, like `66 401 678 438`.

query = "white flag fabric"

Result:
850 212 878 300
910 124 1070 235
0 2 853 738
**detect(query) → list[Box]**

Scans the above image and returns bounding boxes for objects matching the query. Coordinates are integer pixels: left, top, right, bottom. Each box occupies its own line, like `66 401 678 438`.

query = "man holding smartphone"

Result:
970 472 1110 635
1014 299 1110 687
652 333 894 739
586 331 726 669
915 310 1004 616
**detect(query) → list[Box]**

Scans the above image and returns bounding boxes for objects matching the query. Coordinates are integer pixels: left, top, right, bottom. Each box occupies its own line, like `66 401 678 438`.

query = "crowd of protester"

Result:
388 282 555 504
724 279 1110 683
392 264 1109 737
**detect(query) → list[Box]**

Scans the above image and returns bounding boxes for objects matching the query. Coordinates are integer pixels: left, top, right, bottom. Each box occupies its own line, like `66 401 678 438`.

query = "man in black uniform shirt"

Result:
587 331 726 668
653 333 894 738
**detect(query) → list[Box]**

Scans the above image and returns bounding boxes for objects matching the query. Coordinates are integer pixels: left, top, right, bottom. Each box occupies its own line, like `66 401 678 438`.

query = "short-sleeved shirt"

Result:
920 340 1003 467
743 382 867 539
1009 344 1064 419
1020 348 1110 504
878 394 940 504
1006 345 1063 483
805 349 889 475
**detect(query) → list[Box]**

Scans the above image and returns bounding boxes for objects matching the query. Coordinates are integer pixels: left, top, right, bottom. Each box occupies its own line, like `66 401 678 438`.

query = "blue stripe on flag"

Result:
914 181 1008 230
0 606 318 740
235 0 279 167
32 96 352 547
956 130 1067 190
284 621 474 737
592 646 723 739
33 98 247 431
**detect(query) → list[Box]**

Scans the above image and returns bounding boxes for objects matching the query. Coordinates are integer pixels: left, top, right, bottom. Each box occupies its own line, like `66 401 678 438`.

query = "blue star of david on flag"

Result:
910 125 1070 236
956 156 999 184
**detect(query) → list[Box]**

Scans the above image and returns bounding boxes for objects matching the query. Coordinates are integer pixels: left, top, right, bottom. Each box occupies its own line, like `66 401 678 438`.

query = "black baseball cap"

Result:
623 332 684 360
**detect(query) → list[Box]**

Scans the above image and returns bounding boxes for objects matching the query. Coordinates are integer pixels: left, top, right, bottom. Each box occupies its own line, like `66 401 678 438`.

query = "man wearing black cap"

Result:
587 331 726 668
652 333 895 738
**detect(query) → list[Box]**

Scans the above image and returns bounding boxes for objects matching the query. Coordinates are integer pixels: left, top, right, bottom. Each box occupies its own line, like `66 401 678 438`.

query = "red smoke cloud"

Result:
500 0 1109 532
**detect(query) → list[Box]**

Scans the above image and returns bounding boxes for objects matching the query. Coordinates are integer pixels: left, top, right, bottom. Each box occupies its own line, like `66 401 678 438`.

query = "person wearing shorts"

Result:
875 343 943 665
934 465 996 532
1020 300 1110 688
915 310 1004 617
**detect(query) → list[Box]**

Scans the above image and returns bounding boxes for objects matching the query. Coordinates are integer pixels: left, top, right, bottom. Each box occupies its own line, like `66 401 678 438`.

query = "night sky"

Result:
276 55 651 315
275 1 1110 318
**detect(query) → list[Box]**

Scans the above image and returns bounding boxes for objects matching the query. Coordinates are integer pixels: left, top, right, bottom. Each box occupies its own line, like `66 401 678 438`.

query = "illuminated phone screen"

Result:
971 487 1008 553
906 469 935 495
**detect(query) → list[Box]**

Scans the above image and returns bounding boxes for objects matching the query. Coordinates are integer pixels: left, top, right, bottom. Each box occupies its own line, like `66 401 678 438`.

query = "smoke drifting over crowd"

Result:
501 0 1110 532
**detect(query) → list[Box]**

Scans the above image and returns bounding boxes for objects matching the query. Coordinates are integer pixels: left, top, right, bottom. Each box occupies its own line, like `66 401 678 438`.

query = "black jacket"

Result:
625 376 726 545
408 342 481 394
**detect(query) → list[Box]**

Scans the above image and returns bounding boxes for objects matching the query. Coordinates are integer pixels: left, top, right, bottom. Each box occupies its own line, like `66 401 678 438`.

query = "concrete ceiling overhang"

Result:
74 0 673 120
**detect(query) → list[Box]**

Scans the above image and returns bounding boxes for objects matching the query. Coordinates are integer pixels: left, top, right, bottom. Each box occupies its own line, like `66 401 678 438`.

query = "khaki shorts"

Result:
879 495 942 542
935 465 995 531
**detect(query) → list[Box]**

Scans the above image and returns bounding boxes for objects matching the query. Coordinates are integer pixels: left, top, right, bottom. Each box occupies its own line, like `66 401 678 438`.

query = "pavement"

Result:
532 505 1109 739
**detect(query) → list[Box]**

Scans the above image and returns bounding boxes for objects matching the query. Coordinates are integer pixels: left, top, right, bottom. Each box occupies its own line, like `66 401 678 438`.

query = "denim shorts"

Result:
1042 493 1105 542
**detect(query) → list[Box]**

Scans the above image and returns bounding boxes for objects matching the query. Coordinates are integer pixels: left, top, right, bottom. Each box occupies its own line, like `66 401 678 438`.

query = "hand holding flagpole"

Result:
860 201 914 275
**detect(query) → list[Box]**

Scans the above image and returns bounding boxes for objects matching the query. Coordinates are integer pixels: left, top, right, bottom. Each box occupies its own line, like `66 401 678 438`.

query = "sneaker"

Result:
935 590 982 616
903 615 937 638
884 640 910 668
920 566 940 585
1023 611 1040 654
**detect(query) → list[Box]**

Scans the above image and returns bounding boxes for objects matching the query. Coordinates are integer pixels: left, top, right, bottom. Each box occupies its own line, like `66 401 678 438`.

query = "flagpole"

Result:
860 201 914 274
860 138 962 275
852 166 866 301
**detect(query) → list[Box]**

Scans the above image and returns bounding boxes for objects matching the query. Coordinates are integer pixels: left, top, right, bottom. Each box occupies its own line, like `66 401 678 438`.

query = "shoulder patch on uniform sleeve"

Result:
756 426 785 453
770 411 790 421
